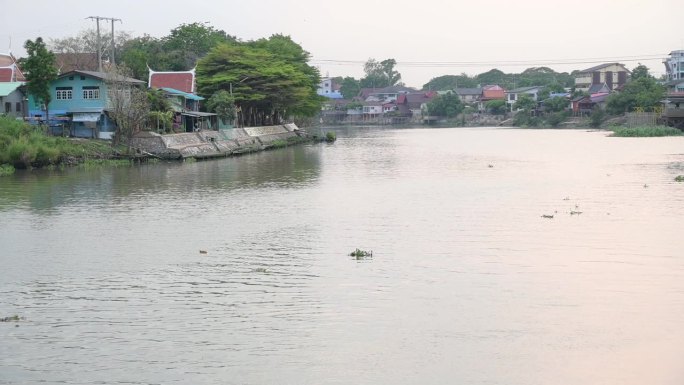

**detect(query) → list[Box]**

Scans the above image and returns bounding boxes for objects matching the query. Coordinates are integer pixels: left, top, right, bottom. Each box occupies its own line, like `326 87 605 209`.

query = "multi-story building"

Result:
574 63 630 92
663 50 684 81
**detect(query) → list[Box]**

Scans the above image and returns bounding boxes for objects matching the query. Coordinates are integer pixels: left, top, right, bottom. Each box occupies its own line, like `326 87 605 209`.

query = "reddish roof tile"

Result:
0 68 14 82
149 72 195 94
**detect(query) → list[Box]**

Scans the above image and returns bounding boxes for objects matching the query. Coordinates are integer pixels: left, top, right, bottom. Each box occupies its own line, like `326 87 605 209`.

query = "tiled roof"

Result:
55 53 99 72
507 86 542 93
59 70 144 84
455 88 482 95
0 68 14 82
149 70 195 93
579 62 629 74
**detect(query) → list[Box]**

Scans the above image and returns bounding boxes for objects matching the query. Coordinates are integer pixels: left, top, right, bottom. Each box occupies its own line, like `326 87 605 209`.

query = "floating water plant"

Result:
541 214 554 219
349 248 373 259
675 175 684 182
570 211 583 215
1 315 22 322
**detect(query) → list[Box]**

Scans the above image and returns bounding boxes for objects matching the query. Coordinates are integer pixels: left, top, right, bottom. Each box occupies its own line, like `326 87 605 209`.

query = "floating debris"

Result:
541 214 554 219
488 164 494 168
253 267 268 273
199 250 208 254
1 315 22 322
570 211 583 215
349 248 373 259
643 184 649 188
563 197 570 201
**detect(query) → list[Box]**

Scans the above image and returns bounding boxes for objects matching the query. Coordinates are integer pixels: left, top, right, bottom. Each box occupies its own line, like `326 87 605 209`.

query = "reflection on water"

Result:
1 127 684 385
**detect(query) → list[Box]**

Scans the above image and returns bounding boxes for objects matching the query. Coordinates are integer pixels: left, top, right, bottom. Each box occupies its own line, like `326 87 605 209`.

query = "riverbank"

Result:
129 124 327 160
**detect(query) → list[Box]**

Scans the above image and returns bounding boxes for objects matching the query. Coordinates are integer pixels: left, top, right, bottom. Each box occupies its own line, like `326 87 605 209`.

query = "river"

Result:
1 127 684 385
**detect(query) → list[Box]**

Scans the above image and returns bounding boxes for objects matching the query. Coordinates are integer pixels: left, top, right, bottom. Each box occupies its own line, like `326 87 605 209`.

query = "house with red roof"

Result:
148 67 196 94
0 53 25 82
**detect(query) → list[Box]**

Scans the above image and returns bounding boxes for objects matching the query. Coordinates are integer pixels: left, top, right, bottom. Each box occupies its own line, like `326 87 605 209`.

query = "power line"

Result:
87 16 122 71
310 54 668 68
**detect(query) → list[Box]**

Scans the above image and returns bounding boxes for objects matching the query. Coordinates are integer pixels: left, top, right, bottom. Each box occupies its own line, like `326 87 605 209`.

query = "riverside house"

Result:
27 70 145 138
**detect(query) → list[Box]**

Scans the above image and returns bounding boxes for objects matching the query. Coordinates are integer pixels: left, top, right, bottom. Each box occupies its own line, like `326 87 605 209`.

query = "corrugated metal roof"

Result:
160 87 204 101
0 81 23 97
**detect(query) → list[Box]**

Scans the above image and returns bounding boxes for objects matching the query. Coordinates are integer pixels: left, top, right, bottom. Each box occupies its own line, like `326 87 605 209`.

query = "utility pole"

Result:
87 16 122 71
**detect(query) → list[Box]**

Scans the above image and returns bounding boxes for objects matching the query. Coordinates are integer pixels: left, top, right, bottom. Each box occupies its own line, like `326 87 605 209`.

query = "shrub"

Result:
325 131 337 142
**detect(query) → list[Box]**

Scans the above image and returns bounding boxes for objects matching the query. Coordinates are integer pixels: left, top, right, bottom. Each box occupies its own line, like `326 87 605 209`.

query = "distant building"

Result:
574 63 629 92
505 86 544 111
0 53 25 82
148 68 196 94
0 82 26 119
663 50 684 81
454 88 482 104
317 77 343 99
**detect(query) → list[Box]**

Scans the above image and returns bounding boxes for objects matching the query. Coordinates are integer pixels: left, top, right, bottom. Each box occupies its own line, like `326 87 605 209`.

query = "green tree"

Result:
207 90 236 125
360 58 401 88
513 93 536 111
476 69 509 88
631 63 651 81
423 74 477 91
605 76 665 114
486 99 507 115
425 92 464 118
544 96 569 113
162 22 235 70
339 77 360 99
197 36 322 127
23 37 58 123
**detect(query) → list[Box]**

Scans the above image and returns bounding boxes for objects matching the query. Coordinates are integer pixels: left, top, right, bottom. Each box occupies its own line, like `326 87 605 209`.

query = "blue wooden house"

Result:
28 70 145 139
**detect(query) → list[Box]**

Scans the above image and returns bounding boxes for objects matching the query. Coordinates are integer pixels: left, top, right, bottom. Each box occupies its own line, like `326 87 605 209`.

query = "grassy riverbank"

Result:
0 116 127 175
609 125 683 137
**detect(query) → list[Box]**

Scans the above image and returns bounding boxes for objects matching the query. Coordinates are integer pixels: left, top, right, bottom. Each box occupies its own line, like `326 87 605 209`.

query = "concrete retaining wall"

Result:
130 124 304 159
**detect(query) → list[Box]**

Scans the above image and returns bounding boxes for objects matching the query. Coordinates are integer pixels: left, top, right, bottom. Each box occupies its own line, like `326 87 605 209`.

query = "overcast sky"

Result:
1 0 681 88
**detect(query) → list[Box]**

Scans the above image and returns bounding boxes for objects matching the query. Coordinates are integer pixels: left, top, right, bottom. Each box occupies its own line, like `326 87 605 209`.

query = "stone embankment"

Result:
129 123 305 159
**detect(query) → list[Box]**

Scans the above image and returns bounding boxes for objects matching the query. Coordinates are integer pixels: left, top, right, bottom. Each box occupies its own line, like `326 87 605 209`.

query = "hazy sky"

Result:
2 0 681 87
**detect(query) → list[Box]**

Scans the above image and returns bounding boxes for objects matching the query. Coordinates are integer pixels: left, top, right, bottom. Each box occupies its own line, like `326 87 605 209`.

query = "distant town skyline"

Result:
1 0 681 87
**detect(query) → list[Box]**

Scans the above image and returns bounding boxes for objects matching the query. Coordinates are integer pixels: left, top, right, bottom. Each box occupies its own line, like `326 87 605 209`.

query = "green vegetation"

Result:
0 116 126 169
349 248 373 259
339 76 361 99
675 175 684 182
206 90 236 126
22 37 58 121
425 92 464 118
486 99 507 115
589 108 606 128
197 35 322 127
546 111 569 128
423 67 574 91
606 65 665 114
610 126 683 137
0 315 22 322
0 164 15 176
325 131 337 142
360 58 401 88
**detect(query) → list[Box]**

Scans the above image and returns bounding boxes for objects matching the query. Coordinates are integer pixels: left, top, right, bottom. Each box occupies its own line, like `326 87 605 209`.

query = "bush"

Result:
546 111 568 127
589 108 605 128
611 126 683 137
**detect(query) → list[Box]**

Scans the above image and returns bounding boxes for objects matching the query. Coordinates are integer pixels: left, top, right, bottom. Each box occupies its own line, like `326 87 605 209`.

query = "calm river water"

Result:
1 127 684 385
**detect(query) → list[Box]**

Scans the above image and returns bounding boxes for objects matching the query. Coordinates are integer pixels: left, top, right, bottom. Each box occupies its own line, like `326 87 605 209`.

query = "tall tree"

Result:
206 90 236 126
423 74 477 91
360 58 401 88
162 22 235 71
425 92 464 118
631 63 652 81
339 77 360 99
49 29 132 65
197 36 321 127
23 37 58 124
605 76 665 114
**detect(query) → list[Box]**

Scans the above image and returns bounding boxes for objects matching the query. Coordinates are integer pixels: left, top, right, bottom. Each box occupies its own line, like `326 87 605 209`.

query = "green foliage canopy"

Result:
425 92 464 118
23 37 58 119
339 77 361 99
197 35 322 126
360 58 401 88
206 90 236 125
422 74 478 91
605 75 665 114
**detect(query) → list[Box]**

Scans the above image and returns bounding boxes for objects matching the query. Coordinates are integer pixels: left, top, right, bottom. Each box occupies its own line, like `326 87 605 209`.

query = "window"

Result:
56 87 73 100
16 102 21 112
4 102 10 113
83 86 100 100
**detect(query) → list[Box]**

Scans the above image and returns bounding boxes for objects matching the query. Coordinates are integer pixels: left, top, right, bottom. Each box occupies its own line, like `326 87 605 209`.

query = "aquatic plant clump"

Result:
610 126 683 137
349 248 372 258
675 175 684 182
